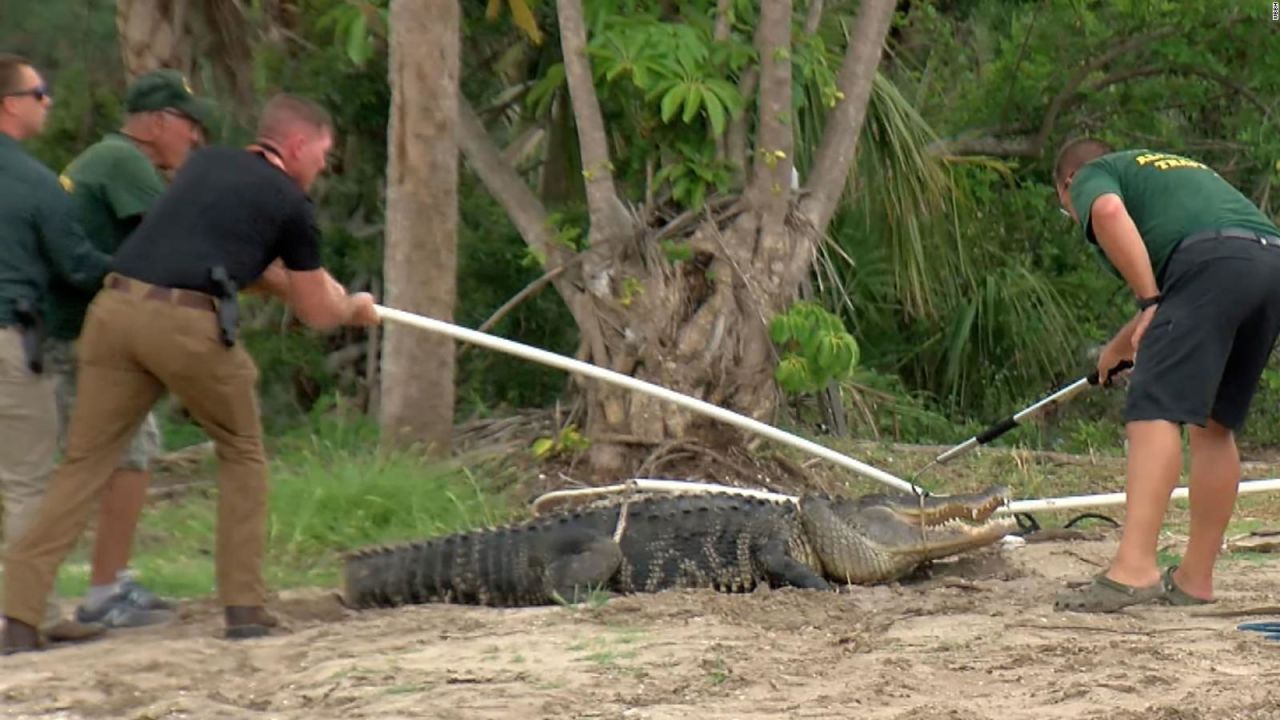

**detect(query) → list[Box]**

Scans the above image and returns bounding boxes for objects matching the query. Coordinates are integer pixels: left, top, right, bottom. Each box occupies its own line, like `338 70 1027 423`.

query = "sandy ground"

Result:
3 534 1279 720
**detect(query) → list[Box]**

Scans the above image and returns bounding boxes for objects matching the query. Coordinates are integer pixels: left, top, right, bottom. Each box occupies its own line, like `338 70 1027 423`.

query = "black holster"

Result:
13 298 44 374
210 266 240 349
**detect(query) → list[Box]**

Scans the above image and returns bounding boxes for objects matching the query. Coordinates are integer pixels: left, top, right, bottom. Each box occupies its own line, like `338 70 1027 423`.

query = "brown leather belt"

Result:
106 274 217 313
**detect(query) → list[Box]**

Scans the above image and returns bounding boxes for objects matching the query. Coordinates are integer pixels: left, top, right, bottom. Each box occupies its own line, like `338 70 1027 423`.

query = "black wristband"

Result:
1136 293 1162 310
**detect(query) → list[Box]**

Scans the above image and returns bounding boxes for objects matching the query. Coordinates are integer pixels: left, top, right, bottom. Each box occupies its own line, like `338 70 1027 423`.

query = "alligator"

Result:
341 485 1016 609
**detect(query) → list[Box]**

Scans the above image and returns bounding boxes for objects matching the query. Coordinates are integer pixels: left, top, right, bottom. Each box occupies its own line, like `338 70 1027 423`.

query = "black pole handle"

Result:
1086 359 1134 387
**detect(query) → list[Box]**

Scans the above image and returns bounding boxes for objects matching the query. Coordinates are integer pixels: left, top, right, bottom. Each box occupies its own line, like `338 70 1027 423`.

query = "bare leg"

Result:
1171 419 1239 601
89 469 151 586
1106 419 1183 588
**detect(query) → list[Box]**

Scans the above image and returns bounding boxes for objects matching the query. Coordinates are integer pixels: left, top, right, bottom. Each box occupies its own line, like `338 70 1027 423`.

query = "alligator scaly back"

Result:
341 494 825 609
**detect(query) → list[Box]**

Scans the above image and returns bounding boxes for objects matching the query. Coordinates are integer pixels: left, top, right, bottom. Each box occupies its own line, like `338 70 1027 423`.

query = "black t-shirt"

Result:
113 146 323 294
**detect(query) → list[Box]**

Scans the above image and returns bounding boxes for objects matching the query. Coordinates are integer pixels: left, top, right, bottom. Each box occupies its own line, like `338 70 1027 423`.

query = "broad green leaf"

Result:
660 85 688 123
816 334 839 374
346 12 371 67
531 437 556 459
775 356 812 394
703 89 726 136
682 84 702 124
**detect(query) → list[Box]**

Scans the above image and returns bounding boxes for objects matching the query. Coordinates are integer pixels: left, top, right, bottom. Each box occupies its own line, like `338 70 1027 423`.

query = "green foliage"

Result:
650 141 734 209
531 424 591 460
770 302 860 395
582 14 747 209
315 0 388 67
19 0 1280 456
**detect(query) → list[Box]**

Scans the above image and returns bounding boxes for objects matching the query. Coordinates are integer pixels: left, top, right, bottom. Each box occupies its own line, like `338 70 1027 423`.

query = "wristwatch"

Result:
1136 293 1162 311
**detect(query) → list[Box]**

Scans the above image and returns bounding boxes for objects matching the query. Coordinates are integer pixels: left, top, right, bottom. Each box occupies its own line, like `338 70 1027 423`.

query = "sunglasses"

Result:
3 85 50 102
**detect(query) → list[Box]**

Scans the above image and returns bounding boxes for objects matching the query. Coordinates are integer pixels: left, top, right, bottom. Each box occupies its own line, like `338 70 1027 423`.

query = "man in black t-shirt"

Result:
2 93 379 653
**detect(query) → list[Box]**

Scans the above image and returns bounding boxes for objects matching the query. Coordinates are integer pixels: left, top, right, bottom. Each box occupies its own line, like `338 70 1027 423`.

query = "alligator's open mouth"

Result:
885 485 1012 529
802 484 1018 583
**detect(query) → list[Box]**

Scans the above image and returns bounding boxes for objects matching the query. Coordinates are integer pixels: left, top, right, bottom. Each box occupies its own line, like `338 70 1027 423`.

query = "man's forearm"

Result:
1112 311 1143 347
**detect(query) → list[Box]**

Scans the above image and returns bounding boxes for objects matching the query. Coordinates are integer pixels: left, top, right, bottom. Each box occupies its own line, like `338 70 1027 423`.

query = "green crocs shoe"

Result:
1054 573 1165 613
1160 565 1214 606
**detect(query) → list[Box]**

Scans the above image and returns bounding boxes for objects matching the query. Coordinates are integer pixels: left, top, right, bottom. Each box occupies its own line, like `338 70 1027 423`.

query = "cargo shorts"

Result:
44 338 162 472
1125 236 1280 432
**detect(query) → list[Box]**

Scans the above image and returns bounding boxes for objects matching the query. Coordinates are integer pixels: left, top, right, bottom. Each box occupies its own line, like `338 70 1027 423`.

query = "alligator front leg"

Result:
758 540 832 591
542 528 624 604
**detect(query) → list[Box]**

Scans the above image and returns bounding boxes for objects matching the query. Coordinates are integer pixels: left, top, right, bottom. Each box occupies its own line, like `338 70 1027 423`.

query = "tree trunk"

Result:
800 0 896 230
115 0 194 79
380 0 459 456
115 0 261 116
461 0 896 478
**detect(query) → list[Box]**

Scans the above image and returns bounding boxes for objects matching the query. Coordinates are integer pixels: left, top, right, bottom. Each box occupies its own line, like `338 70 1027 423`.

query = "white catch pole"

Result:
999 478 1280 515
543 477 1280 518
374 305 924 495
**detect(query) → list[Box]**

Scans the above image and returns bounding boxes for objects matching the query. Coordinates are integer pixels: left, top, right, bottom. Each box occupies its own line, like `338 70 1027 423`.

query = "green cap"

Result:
125 69 217 132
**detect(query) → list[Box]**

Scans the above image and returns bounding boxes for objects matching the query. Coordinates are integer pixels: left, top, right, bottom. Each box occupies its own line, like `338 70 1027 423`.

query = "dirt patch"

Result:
4 536 1279 719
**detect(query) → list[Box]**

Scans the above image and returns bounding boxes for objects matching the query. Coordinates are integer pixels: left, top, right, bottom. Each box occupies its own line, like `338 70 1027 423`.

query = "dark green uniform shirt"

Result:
47 133 165 339
0 133 111 327
1069 149 1280 284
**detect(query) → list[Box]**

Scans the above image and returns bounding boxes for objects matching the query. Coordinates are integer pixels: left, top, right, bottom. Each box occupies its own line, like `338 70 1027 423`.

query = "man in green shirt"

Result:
1052 138 1280 613
0 54 113 648
46 70 216 629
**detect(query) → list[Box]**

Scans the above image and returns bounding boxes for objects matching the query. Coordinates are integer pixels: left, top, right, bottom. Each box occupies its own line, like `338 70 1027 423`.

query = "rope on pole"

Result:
375 304 925 495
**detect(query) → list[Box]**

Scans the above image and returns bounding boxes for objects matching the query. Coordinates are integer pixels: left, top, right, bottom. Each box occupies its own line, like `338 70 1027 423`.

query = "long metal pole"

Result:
374 305 925 495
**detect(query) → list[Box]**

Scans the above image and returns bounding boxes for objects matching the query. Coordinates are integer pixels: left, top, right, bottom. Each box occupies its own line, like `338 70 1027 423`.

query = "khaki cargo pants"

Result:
4 276 269 628
0 327 64 629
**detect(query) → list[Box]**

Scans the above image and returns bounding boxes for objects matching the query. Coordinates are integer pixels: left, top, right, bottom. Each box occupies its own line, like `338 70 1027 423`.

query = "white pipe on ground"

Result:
375 305 925 495
999 478 1280 515
551 478 1280 517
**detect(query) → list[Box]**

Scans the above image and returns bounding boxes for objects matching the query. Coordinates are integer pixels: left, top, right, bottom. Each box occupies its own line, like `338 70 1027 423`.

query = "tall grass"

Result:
55 413 513 600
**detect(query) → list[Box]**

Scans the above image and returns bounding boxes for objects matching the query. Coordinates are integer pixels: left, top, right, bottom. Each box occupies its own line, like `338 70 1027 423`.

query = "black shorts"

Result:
1126 237 1280 431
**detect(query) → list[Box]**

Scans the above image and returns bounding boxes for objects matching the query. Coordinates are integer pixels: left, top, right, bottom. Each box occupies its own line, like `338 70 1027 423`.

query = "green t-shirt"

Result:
47 133 165 339
1069 149 1280 285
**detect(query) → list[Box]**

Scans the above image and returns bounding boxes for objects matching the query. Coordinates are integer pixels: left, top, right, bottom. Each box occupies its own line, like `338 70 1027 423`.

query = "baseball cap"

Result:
125 69 217 132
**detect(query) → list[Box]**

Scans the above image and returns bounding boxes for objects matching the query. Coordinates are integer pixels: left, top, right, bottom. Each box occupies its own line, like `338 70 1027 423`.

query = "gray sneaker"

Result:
75 574 176 628
75 596 174 629
116 575 176 612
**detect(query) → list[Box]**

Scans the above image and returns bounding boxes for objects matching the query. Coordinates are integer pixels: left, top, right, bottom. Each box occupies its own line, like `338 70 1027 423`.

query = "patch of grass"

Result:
1156 548 1182 569
550 584 612 610
55 414 514 600
705 655 729 686
580 649 638 667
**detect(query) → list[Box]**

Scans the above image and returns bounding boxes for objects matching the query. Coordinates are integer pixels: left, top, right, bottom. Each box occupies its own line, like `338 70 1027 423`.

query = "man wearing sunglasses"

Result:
1051 137 1280 613
42 70 218 632
0 54 114 649
2 92 379 654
